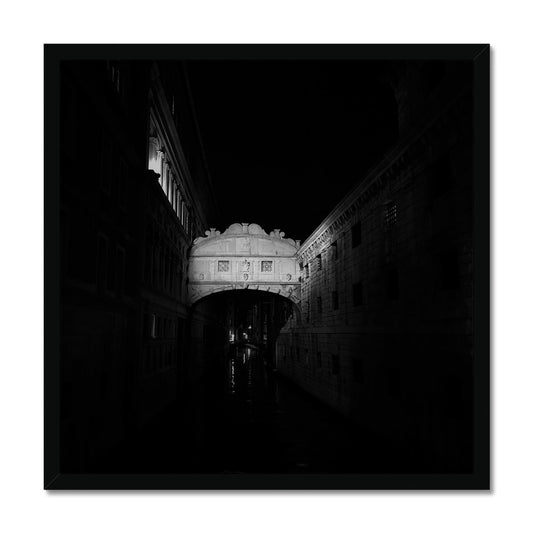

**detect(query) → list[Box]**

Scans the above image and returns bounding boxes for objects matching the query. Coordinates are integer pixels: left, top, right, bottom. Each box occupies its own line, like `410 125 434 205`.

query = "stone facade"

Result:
59 60 220 471
188 222 301 304
276 62 474 470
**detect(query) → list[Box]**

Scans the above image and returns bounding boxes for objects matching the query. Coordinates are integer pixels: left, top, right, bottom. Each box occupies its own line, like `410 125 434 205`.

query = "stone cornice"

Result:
298 85 469 264
192 223 301 250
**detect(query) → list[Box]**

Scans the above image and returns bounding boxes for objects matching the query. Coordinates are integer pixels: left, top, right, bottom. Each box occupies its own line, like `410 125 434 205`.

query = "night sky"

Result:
187 60 399 241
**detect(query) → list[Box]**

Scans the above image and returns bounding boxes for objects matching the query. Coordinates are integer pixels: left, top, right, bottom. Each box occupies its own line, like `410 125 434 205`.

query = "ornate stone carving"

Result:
192 222 300 249
189 222 301 305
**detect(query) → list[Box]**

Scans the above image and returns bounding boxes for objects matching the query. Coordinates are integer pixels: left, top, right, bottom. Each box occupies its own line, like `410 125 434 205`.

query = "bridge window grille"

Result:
317 254 322 270
261 260 273 272
218 260 230 272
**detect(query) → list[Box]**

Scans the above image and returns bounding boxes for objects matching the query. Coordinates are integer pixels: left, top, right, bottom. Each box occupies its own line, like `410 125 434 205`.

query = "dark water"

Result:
96 346 406 474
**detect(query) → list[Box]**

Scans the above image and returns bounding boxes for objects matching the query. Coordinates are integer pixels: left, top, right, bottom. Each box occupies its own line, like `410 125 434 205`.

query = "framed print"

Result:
44 44 489 489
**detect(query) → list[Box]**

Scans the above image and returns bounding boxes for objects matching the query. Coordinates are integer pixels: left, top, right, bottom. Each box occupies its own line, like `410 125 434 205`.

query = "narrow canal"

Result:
97 344 410 475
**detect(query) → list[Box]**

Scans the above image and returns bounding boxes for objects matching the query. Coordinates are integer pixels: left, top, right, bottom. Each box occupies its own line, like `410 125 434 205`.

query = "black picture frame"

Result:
44 43 490 490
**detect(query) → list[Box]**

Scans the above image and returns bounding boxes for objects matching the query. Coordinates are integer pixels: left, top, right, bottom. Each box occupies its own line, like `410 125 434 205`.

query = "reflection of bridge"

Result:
188 223 301 306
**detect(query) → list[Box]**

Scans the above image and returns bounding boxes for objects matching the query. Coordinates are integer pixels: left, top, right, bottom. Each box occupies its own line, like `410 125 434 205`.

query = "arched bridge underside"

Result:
188 223 301 306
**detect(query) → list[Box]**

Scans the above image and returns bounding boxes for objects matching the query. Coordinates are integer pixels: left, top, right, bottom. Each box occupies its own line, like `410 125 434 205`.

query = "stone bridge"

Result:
188 223 301 306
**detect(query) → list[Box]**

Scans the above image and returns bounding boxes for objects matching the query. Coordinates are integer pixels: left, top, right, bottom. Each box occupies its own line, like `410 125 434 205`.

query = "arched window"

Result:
161 159 169 194
176 189 182 220
170 175 175 206
148 136 162 177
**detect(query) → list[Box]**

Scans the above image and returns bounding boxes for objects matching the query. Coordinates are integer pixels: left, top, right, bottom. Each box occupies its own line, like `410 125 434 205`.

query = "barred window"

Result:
317 254 322 270
351 222 361 248
261 260 273 272
385 202 397 229
304 264 309 279
218 260 230 272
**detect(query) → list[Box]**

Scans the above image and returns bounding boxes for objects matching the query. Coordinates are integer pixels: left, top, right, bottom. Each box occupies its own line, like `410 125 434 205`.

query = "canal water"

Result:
98 345 406 474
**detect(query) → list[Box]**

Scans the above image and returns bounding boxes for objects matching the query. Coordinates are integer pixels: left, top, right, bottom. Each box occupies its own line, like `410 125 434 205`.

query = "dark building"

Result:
56 55 477 476
276 61 474 471
59 60 221 471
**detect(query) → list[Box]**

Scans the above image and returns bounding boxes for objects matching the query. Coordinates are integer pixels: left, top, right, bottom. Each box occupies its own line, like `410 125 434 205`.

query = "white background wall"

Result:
0 2 529 532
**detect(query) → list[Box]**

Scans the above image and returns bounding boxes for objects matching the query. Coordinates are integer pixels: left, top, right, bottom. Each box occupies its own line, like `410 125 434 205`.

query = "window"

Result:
316 351 322 368
169 174 174 205
218 260 230 272
150 314 156 338
431 153 454 199
116 247 126 298
353 282 363 306
96 234 108 292
166 168 173 199
173 180 179 213
317 296 322 314
332 290 339 310
317 254 322 270
386 269 399 300
352 358 364 384
162 163 170 197
148 135 162 175
118 158 128 209
107 61 121 93
385 202 397 229
386 367 402 398
100 132 112 194
331 354 340 375
304 264 309 279
438 249 461 290
261 260 273 272
331 241 338 260
351 221 361 248
306 301 310 323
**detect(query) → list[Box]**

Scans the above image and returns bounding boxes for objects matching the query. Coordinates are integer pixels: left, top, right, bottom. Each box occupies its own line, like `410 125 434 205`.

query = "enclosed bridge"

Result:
188 223 301 306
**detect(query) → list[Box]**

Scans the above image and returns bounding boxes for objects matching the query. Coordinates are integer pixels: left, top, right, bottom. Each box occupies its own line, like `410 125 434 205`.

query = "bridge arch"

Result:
188 223 301 308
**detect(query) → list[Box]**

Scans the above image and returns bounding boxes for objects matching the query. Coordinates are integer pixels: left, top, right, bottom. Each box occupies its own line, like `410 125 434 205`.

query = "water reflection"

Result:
204 343 395 474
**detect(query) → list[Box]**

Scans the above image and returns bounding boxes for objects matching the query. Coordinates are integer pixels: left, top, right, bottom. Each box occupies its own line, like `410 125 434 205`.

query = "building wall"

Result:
59 60 220 471
276 62 473 470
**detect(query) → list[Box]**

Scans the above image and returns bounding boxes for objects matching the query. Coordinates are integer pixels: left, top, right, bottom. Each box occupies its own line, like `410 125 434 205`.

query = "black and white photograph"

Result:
44 44 489 490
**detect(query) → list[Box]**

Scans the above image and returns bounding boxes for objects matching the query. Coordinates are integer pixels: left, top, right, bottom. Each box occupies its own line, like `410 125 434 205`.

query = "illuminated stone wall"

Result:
188 223 301 305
